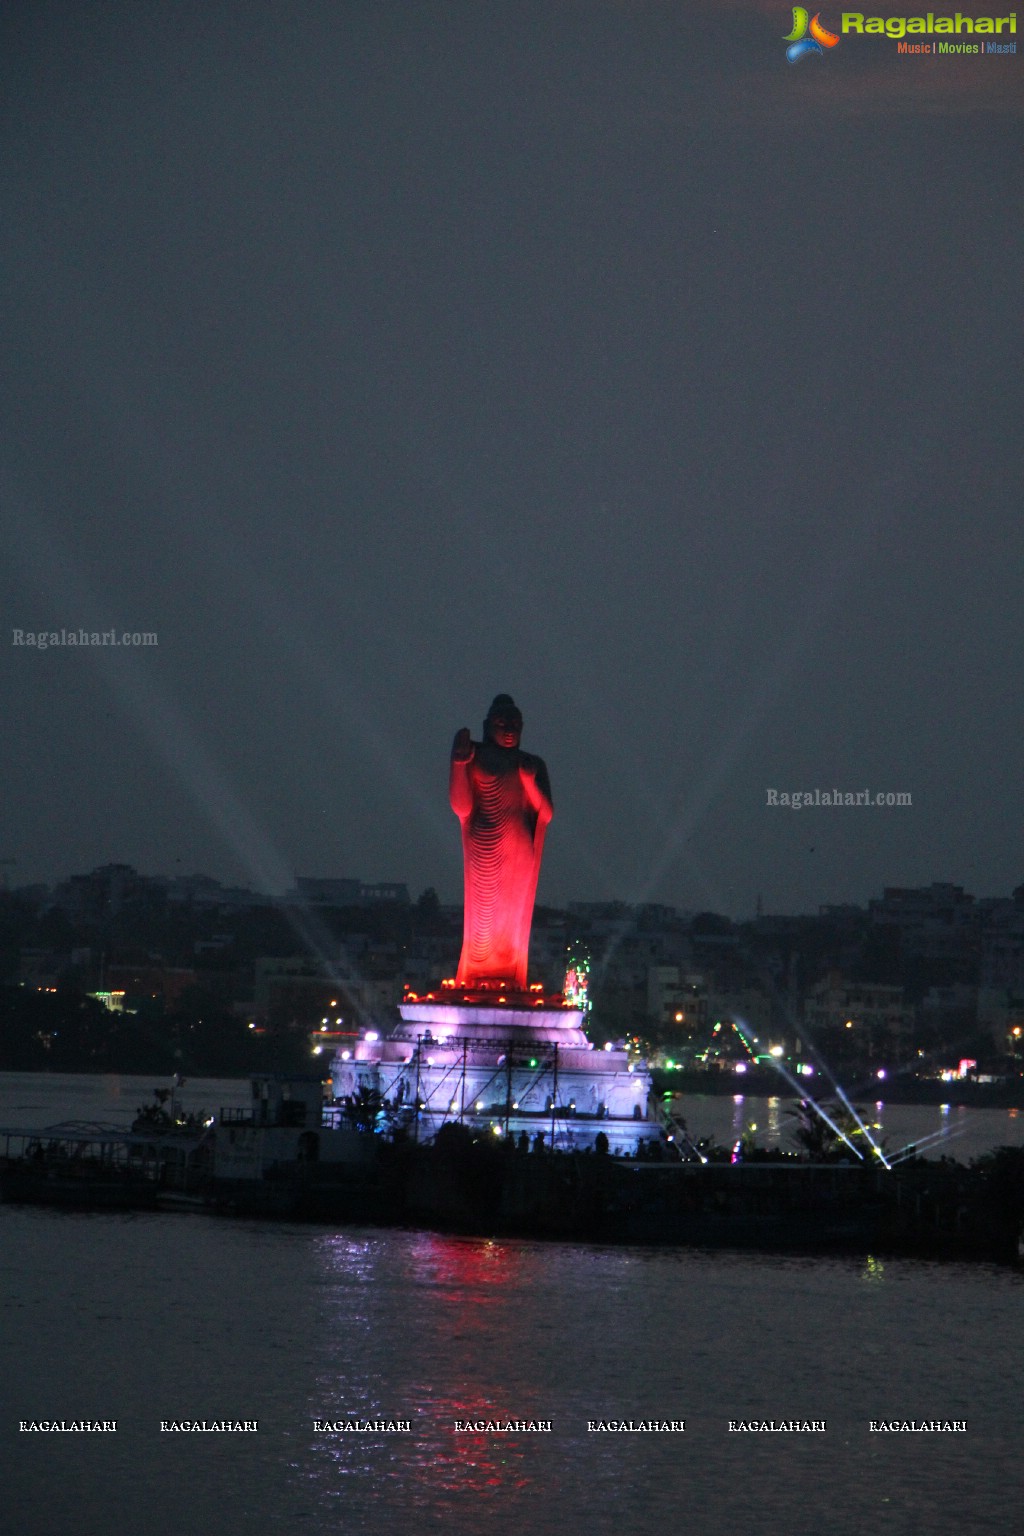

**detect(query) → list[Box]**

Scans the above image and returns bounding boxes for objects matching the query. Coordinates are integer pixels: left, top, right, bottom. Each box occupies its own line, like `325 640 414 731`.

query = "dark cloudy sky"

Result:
2 1 1021 916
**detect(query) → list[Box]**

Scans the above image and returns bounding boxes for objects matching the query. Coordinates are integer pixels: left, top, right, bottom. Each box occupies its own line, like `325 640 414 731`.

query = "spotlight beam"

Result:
730 1022 864 1161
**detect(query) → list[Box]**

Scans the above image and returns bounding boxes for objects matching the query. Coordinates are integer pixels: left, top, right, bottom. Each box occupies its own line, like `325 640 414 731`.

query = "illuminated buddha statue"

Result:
449 695 553 991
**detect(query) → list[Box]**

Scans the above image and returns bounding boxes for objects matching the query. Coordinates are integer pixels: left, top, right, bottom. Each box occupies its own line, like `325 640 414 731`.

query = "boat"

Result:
0 1120 211 1210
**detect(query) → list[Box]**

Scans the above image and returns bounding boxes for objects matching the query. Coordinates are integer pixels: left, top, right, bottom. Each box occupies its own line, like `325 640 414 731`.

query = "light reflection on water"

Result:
677 1091 1024 1161
1 1209 1021 1536
307 1232 551 1500
276 1225 1023 1532
3 1074 1021 1162
3 1077 1024 1534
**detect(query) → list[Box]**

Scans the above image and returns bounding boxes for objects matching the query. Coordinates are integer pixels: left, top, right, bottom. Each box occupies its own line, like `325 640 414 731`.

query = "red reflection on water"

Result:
306 1232 553 1498
402 1235 550 1495
403 1232 528 1343
407 1229 522 1285
413 1389 537 1494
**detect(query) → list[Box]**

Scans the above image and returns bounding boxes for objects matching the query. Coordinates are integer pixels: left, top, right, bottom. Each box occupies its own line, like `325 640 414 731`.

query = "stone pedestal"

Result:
330 999 659 1154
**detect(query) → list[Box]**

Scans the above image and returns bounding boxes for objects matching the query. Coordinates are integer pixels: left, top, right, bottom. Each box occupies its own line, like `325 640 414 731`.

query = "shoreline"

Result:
652 1069 1024 1112
3 1063 1024 1114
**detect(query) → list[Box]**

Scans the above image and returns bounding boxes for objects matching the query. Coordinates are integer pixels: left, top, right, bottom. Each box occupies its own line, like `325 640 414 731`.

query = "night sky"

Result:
2 1 1021 916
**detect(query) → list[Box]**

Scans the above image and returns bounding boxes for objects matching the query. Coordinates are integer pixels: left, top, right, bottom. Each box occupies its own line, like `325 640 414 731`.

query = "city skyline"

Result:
9 854 1024 924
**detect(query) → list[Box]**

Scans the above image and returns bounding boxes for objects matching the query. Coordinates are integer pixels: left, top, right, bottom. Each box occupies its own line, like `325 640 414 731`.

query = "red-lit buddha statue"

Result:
450 694 553 992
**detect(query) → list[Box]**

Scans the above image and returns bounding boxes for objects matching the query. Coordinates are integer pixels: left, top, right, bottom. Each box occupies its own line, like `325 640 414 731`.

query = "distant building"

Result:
51 863 161 922
918 983 978 1023
868 883 978 963
977 987 1024 1050
162 874 270 910
253 955 399 1029
707 987 772 1039
647 967 708 1034
804 973 913 1061
980 904 1024 995
291 878 410 907
359 882 410 905
102 963 197 1010
19 948 60 989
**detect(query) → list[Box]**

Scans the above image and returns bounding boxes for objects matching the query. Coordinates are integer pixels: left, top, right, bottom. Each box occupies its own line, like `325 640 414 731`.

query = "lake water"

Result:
4 1071 1022 1161
1 1075 1020 1536
669 1089 1024 1164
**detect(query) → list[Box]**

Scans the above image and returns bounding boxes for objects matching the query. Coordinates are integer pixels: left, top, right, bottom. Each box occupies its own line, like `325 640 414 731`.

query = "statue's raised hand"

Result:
451 727 474 764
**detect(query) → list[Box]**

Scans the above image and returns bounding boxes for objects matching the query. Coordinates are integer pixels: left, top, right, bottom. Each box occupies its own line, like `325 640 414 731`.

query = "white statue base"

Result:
329 999 660 1155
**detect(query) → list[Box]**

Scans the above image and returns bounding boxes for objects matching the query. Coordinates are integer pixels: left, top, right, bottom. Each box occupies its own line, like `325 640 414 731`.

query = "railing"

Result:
219 1108 256 1126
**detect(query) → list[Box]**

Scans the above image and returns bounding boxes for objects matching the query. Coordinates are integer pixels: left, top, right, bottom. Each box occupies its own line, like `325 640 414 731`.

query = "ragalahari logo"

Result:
784 8 842 59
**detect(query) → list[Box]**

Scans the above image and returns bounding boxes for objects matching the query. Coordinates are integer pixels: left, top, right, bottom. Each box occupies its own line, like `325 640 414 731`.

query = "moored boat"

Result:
0 1120 211 1210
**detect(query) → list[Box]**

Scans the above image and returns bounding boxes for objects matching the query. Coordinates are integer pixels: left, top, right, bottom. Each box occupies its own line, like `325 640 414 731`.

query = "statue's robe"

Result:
450 741 553 990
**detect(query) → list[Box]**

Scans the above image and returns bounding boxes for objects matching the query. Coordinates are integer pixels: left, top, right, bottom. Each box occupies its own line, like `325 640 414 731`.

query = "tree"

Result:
786 1098 886 1161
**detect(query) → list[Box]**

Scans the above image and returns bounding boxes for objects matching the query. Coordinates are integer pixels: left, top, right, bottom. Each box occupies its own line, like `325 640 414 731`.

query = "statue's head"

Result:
484 694 523 749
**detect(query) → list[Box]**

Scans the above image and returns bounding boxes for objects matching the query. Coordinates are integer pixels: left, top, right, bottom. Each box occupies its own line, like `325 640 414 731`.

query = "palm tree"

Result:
342 1086 384 1133
786 1098 886 1161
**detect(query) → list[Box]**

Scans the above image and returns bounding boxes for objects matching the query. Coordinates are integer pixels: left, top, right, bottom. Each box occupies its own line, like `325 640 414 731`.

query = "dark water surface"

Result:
1 1076 1020 1536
